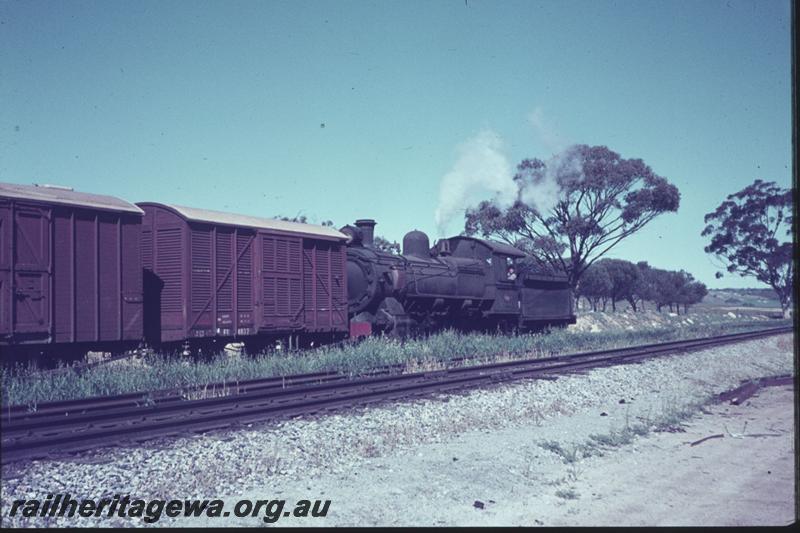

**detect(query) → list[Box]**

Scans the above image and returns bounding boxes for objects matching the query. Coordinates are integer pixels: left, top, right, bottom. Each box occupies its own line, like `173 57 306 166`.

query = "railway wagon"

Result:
0 183 144 359
138 203 349 352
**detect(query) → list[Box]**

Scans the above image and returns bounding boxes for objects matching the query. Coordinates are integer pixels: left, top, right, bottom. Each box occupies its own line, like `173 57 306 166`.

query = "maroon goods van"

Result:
0 182 144 358
137 203 348 352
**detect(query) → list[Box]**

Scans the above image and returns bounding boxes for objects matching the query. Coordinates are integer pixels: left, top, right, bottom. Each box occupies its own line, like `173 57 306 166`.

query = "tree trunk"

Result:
611 298 616 312
774 286 792 318
780 298 791 318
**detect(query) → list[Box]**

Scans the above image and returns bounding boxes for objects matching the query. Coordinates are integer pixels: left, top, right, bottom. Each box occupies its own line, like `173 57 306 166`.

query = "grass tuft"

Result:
555 488 580 500
1 318 789 408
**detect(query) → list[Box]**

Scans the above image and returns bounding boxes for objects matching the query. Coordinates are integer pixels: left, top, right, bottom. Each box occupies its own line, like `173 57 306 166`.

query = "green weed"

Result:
1 318 789 407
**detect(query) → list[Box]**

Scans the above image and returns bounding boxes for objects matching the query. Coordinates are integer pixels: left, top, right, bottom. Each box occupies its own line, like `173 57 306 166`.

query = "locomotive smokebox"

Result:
355 219 376 248
403 230 430 257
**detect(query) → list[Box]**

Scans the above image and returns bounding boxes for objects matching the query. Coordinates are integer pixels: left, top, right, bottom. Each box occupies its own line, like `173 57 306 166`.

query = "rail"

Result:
1 326 792 464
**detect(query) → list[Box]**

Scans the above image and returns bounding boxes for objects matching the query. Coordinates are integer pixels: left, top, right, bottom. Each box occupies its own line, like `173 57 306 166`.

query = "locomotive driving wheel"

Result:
375 297 416 337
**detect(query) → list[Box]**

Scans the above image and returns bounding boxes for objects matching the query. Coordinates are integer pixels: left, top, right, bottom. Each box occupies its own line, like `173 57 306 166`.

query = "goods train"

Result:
0 182 575 361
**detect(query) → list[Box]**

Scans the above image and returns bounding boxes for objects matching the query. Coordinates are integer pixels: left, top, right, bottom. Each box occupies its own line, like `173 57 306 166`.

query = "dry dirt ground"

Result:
476 385 797 527
188 380 796 527
2 336 794 527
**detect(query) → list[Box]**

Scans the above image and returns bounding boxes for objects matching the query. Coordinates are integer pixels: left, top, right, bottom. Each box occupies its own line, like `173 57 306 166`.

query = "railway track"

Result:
1 326 792 464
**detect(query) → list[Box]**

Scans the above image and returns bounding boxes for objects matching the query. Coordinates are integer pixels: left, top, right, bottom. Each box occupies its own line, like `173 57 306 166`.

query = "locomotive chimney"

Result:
355 219 376 248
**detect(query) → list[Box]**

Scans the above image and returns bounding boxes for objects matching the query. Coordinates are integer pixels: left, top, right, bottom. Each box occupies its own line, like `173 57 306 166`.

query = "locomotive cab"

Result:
443 236 576 331
440 236 525 326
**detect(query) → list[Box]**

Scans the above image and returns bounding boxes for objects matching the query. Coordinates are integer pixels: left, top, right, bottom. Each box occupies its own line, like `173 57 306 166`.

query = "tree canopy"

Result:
575 260 613 311
276 214 334 227
577 259 707 314
465 144 680 288
702 179 794 316
600 258 641 312
373 236 401 254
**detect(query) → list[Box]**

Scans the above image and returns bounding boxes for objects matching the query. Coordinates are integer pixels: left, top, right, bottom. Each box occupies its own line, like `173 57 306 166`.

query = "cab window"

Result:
505 256 517 280
493 254 517 281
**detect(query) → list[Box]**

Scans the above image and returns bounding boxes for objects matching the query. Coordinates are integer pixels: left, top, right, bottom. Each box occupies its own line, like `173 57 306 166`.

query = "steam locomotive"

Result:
0 182 574 361
342 219 575 337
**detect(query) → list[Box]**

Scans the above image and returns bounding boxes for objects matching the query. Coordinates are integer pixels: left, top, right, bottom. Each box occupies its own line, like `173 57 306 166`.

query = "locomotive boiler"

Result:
341 219 576 337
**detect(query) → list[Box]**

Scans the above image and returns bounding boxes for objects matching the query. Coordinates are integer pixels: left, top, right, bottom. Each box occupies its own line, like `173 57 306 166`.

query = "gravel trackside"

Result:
1 333 794 527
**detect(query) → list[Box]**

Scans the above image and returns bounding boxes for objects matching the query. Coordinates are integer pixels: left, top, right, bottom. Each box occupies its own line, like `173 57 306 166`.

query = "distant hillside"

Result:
700 288 781 309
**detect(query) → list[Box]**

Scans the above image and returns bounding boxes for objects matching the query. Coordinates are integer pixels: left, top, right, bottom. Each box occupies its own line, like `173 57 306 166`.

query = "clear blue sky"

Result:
1 0 792 289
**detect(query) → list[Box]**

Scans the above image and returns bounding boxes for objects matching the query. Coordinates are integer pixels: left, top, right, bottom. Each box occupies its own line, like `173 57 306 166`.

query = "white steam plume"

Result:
518 147 582 215
528 107 568 154
434 129 516 236
519 108 575 214
433 110 578 235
